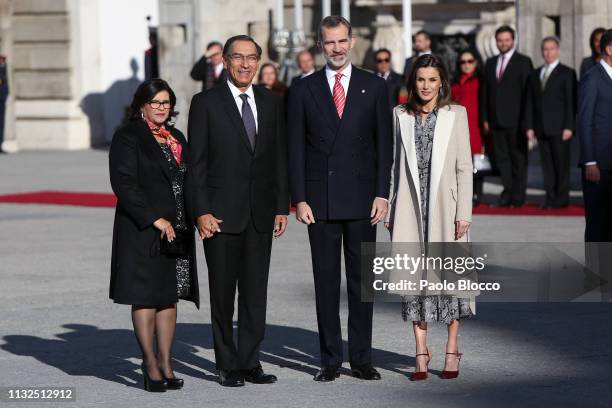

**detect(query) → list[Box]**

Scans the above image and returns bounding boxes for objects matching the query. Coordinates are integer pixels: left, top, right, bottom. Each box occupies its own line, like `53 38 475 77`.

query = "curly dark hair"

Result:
129 78 178 127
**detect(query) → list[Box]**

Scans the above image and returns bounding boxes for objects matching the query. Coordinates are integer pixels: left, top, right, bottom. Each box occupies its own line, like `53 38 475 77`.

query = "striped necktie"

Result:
333 72 346 118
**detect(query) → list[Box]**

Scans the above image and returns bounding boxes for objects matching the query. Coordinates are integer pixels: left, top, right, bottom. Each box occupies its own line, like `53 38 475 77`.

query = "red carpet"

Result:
472 203 584 216
0 191 117 208
0 191 584 216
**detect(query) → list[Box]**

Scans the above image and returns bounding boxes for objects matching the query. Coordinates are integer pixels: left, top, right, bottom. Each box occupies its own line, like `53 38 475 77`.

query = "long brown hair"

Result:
403 54 452 115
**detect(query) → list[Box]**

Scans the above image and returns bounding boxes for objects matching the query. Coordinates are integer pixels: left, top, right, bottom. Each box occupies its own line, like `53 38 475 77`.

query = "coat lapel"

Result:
253 85 267 157
428 107 455 239
138 120 172 183
221 82 254 155
308 68 340 133
333 67 360 148
397 109 421 219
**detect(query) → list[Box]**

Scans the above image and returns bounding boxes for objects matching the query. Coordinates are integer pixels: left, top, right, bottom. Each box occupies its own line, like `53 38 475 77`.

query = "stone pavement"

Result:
0 150 610 408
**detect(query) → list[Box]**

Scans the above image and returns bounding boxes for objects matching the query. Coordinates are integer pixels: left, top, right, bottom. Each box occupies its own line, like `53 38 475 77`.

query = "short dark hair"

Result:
589 27 606 55
601 29 612 56
317 15 352 43
541 35 560 48
296 49 314 62
414 30 431 41
222 35 262 58
403 54 453 114
206 41 223 51
129 78 178 127
495 25 515 40
374 48 392 59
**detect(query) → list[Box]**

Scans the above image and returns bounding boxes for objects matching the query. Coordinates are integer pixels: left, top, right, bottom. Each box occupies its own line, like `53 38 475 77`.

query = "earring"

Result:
141 111 144 119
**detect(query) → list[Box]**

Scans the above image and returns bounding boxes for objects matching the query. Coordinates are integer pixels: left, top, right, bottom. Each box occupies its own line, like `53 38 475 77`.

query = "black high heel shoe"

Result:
141 363 167 392
162 374 184 390
158 363 184 389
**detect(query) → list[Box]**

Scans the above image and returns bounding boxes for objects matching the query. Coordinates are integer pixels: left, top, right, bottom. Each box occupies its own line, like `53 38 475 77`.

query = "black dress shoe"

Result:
350 364 381 380
313 367 340 382
539 202 553 210
240 367 277 384
219 370 245 387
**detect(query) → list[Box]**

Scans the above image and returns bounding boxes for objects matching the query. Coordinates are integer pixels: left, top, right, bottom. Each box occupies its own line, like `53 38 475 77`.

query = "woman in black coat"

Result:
109 79 199 392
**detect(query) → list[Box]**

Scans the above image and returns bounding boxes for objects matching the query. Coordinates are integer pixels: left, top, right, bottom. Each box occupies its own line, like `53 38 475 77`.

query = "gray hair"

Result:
317 15 352 44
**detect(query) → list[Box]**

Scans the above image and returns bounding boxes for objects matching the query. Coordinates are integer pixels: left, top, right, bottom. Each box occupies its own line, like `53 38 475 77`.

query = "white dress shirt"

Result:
227 79 258 132
496 48 515 78
325 63 352 96
600 58 612 80
540 59 560 80
214 62 224 78
301 69 315 79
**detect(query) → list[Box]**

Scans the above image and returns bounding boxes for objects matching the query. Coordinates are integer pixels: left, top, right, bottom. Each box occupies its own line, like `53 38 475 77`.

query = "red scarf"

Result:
145 119 182 165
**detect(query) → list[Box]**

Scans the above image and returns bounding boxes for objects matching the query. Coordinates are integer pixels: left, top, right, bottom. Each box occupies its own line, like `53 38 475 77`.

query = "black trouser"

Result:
0 97 6 148
307 218 376 368
203 218 272 371
491 127 528 205
538 133 570 207
583 168 612 242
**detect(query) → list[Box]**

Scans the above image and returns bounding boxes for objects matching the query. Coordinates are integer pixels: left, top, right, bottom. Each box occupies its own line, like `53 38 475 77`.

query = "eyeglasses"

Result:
147 100 172 110
376 58 390 63
228 53 260 64
460 59 476 65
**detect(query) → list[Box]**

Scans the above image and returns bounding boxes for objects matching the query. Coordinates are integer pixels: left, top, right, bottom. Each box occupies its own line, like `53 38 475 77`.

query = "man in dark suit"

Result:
402 30 432 79
374 48 402 110
482 25 534 207
525 36 577 209
188 35 289 387
288 16 392 382
290 50 316 85
190 41 228 91
578 29 612 242
0 54 8 153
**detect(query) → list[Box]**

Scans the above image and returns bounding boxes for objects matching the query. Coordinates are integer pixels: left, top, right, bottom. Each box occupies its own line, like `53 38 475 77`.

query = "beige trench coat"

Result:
385 104 478 302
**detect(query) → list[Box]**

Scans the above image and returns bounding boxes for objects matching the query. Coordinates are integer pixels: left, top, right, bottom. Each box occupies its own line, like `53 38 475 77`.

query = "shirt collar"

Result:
417 50 432 57
326 63 352 81
545 59 560 71
227 79 255 101
500 48 515 60
302 69 315 77
600 59 612 79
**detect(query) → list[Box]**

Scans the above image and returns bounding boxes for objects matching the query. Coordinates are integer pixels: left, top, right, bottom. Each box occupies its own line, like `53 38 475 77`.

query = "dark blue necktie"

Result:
239 94 256 149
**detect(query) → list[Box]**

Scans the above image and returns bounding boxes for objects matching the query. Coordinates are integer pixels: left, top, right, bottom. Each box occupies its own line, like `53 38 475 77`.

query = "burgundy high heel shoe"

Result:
440 352 463 379
409 349 432 381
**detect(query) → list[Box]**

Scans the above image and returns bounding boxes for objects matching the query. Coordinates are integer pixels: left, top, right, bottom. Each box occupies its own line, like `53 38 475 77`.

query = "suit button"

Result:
328 171 334 176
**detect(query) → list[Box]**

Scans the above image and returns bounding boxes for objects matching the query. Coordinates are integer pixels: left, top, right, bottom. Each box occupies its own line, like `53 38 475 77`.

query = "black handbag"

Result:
160 229 190 256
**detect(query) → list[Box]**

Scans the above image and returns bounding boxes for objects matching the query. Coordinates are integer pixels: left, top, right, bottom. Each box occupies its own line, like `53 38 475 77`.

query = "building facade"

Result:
1 0 611 150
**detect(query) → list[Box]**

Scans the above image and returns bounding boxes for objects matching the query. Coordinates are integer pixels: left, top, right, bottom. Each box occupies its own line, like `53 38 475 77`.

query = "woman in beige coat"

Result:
385 54 473 381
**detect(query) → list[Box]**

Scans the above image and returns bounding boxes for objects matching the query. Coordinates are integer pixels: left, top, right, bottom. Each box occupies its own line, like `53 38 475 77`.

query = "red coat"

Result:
451 74 482 154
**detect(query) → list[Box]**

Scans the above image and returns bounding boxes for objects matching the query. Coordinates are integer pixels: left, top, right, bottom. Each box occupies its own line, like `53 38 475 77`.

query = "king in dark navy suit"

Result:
288 16 392 382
